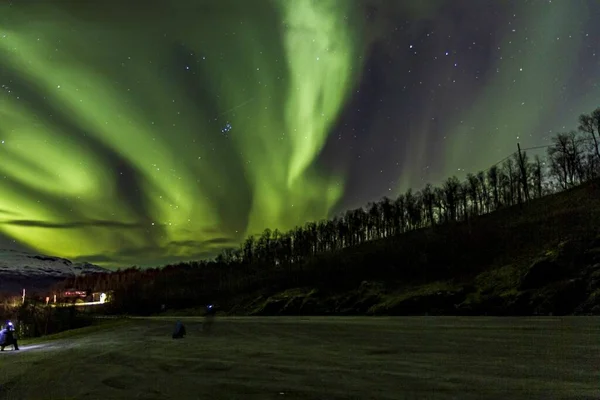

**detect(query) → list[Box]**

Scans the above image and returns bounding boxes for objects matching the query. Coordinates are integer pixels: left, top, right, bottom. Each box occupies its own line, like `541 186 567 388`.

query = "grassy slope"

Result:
229 180 600 316
1 317 599 400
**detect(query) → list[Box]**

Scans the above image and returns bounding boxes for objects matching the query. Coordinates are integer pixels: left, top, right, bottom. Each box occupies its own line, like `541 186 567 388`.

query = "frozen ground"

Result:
1 317 599 399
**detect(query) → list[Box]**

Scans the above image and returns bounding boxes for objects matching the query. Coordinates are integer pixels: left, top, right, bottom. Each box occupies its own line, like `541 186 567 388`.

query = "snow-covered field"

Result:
1 316 599 399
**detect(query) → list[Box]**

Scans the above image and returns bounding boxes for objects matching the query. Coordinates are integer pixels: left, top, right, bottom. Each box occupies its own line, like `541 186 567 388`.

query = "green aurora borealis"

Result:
0 0 367 266
0 0 598 267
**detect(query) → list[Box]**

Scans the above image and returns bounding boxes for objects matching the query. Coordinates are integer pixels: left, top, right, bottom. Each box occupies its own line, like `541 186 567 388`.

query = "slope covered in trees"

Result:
55 108 600 316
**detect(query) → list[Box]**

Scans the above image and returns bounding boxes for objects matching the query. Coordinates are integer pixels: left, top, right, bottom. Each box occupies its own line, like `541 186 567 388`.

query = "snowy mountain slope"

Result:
0 249 110 294
0 249 109 277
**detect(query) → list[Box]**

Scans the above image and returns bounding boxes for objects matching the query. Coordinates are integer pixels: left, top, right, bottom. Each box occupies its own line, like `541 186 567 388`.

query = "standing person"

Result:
0 325 5 348
203 304 216 333
0 321 19 351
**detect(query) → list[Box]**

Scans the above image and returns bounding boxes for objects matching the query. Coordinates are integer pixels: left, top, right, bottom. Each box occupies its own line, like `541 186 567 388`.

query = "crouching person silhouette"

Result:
172 320 186 339
0 321 19 351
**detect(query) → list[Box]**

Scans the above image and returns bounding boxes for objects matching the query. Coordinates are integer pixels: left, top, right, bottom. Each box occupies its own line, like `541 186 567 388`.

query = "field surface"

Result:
1 317 599 400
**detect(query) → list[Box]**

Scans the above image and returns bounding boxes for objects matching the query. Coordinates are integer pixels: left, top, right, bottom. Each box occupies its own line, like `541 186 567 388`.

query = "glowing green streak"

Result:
243 0 363 234
277 0 358 187
0 27 220 261
0 1 364 266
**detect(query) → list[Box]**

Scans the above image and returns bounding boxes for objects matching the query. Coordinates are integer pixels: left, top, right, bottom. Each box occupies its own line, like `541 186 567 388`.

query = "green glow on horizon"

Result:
0 0 365 267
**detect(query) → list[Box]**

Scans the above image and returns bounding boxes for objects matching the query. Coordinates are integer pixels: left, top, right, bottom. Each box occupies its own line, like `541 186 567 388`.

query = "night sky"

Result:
0 0 599 268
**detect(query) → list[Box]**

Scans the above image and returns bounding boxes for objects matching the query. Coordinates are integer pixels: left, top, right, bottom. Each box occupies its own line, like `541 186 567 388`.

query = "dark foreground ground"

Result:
1 317 599 400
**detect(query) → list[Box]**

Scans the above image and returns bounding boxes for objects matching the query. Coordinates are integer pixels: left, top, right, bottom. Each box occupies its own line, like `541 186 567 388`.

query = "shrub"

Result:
0 301 93 339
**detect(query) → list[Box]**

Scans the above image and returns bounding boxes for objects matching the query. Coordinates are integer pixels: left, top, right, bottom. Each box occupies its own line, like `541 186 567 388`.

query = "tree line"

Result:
56 107 600 314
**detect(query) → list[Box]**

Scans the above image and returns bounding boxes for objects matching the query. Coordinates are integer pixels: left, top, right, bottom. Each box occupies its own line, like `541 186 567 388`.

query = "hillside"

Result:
59 179 600 318
0 250 109 295
220 179 600 316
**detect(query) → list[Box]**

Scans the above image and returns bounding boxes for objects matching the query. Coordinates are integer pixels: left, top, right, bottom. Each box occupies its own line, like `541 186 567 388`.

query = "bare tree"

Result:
477 171 490 213
433 186 446 223
393 195 406 235
404 189 420 230
466 173 480 216
459 181 470 220
502 158 517 206
421 183 436 226
380 196 394 237
578 108 600 163
442 176 461 222
487 165 500 210
531 155 544 199
516 145 530 202
547 131 585 189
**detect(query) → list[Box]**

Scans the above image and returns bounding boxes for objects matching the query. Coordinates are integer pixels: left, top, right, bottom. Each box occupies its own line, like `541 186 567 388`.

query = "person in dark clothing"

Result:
203 304 216 333
206 304 216 317
172 320 186 339
0 321 19 351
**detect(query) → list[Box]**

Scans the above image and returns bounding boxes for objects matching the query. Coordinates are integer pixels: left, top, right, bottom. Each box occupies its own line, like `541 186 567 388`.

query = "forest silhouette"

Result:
55 107 600 316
